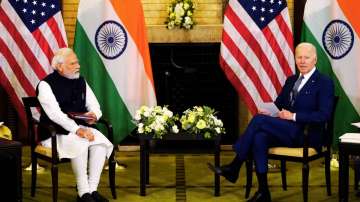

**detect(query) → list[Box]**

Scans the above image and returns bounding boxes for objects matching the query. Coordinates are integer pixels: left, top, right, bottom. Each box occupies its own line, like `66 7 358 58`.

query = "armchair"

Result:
22 96 116 202
245 96 338 202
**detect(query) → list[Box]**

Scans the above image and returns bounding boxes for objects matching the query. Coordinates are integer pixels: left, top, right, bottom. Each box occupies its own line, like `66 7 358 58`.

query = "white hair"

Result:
296 42 317 58
51 48 74 70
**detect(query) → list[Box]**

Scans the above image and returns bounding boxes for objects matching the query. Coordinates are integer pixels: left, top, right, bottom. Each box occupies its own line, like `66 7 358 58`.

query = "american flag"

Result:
0 0 67 124
220 0 295 115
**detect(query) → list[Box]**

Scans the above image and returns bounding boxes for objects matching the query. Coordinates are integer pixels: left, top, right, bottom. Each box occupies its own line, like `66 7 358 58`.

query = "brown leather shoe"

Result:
207 163 239 183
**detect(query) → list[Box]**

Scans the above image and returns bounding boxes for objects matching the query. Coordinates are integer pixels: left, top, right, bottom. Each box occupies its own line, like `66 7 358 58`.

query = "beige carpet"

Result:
21 146 359 202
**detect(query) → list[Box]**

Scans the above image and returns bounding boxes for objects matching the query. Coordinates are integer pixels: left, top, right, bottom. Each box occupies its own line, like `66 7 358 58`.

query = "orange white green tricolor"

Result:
73 0 157 144
301 0 360 147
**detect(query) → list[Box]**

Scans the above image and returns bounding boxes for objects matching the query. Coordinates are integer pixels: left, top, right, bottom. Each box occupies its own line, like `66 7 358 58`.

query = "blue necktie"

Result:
291 75 304 106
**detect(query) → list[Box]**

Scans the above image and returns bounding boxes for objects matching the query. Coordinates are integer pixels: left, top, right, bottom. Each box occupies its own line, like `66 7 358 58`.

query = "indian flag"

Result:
73 0 157 144
301 0 360 147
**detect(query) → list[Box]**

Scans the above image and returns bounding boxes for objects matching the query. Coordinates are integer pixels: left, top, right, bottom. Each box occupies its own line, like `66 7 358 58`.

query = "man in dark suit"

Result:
208 42 334 202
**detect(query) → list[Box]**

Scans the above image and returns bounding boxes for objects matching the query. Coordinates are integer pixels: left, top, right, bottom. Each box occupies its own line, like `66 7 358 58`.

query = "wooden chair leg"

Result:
325 152 331 195
146 145 150 185
281 160 287 190
354 160 360 190
31 155 37 197
51 165 58 202
302 163 309 202
355 171 359 191
245 160 253 198
109 151 116 199
140 140 146 196
214 141 220 196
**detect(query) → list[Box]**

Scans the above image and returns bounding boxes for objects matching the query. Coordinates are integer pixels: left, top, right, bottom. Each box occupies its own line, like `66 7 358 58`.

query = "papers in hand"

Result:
339 133 360 144
68 112 94 121
259 102 279 117
0 122 3 126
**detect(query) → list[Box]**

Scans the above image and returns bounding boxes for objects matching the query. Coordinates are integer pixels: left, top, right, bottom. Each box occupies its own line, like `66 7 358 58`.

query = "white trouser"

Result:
41 126 113 159
40 126 113 197
71 144 107 197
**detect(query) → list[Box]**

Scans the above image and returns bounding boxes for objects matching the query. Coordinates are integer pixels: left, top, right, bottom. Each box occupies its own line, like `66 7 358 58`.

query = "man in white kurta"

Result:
37 48 113 202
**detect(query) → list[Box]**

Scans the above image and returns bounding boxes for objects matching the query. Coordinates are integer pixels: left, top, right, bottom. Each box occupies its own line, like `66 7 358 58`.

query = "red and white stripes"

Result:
220 0 295 115
0 0 67 124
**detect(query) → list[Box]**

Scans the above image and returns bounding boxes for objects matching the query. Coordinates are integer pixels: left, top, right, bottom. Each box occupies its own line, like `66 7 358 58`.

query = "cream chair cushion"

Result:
35 145 52 158
268 147 318 157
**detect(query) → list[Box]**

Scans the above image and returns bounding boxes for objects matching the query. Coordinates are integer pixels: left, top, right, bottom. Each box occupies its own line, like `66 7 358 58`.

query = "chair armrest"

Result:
302 124 311 158
30 119 56 148
37 122 56 138
302 122 326 158
30 118 40 149
32 118 57 138
35 121 59 161
97 118 114 144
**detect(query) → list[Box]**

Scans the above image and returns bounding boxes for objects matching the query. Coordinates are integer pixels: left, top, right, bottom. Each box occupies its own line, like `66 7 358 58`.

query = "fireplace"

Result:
150 43 239 144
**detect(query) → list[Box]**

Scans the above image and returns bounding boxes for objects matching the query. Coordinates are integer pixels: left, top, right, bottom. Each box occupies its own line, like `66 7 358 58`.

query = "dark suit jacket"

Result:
274 69 334 148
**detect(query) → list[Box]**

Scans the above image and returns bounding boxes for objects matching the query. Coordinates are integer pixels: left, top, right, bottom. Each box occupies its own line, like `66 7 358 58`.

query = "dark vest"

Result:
37 71 88 140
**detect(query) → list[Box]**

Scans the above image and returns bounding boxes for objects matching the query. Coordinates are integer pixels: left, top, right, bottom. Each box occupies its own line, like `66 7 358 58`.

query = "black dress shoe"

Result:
77 193 96 202
207 163 239 183
247 191 271 202
91 191 109 202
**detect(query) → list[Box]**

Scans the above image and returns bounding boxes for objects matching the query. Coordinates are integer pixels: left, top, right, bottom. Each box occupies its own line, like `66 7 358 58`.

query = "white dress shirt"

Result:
296 67 316 92
293 67 316 121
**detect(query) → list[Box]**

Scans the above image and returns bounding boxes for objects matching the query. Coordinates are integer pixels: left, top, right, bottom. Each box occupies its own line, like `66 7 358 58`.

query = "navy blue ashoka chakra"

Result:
95 20 127 60
322 19 354 59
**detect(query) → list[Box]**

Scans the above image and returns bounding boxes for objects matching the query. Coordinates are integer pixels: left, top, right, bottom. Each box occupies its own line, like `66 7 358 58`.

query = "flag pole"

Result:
294 0 307 46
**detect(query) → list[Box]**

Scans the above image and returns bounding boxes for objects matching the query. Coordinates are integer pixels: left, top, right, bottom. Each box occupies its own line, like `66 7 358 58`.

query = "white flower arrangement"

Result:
135 106 179 139
165 0 195 30
180 106 225 139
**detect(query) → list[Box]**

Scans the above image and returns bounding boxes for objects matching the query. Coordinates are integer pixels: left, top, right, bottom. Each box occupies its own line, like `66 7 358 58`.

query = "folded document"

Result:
339 133 360 144
68 112 94 121
259 102 279 117
351 122 360 128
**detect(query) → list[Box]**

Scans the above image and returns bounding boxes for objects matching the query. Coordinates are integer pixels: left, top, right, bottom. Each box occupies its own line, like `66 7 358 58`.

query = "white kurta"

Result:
37 80 113 159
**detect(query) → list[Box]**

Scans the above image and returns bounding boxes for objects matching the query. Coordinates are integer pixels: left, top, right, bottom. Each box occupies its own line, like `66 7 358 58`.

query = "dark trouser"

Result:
233 114 302 173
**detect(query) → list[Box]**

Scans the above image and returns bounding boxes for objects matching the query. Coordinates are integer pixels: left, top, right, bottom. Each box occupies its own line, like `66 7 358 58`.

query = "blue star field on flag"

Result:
9 0 60 32
238 0 287 29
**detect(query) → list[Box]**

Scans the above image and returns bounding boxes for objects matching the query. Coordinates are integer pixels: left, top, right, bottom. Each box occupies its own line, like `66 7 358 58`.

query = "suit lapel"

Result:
297 70 319 97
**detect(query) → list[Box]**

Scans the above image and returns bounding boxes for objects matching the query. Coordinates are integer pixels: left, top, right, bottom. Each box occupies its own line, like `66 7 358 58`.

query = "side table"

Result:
339 141 360 202
138 133 221 196
0 138 22 202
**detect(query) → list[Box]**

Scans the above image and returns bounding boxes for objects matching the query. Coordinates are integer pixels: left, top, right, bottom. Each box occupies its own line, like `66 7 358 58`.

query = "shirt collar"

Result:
299 67 316 80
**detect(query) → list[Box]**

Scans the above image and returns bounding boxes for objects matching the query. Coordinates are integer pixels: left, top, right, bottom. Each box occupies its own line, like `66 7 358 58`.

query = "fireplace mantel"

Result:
147 24 223 43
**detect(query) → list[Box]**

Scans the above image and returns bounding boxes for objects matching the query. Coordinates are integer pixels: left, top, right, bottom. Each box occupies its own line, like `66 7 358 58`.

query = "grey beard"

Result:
64 72 80 79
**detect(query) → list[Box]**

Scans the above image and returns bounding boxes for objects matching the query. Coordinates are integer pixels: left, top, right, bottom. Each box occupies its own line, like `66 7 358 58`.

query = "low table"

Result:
0 138 22 202
138 133 221 196
339 141 360 202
